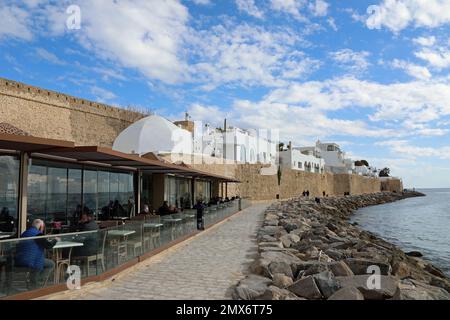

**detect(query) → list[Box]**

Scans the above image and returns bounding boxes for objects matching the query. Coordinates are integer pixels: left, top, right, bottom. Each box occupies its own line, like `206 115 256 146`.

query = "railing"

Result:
0 198 250 298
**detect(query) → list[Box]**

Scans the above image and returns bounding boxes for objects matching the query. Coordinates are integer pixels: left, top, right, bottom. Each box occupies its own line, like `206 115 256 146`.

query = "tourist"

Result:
194 200 205 230
302 190 306 197
158 201 171 216
14 219 58 288
72 211 99 257
0 207 14 232
306 190 310 197
139 204 152 215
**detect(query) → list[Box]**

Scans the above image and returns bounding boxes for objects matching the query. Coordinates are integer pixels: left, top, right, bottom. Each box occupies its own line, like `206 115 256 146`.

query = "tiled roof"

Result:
0 123 29 136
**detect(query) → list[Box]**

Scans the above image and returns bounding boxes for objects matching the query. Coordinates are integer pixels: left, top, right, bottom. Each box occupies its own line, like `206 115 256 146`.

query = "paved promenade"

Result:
44 203 269 300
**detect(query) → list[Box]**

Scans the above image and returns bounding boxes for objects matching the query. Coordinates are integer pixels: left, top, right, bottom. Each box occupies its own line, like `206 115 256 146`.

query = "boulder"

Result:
325 248 344 261
251 251 303 277
279 235 292 248
313 271 341 298
330 261 354 277
272 273 294 288
288 233 301 244
406 251 423 257
393 279 450 300
256 286 299 300
288 276 323 299
392 261 411 278
328 287 364 300
336 275 399 300
344 258 392 275
234 275 272 300
268 261 294 278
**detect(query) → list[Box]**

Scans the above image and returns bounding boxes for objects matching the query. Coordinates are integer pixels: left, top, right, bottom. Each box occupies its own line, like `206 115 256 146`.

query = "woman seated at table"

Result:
158 201 178 216
72 211 99 258
15 219 58 288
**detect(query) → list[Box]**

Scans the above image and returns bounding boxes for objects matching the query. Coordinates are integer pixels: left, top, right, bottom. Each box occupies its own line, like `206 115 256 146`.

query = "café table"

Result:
143 223 163 249
52 241 84 284
106 230 136 264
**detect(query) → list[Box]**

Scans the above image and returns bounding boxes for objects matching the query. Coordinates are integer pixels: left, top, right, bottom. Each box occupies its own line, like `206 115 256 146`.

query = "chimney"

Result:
224 118 227 131
288 141 292 150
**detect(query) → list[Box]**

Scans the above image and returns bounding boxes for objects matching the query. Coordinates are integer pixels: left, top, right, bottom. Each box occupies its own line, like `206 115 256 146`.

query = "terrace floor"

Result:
42 202 270 300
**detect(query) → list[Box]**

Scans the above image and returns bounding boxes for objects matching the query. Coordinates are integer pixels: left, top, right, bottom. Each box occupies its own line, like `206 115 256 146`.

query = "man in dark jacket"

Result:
72 211 99 257
194 200 205 231
15 219 57 288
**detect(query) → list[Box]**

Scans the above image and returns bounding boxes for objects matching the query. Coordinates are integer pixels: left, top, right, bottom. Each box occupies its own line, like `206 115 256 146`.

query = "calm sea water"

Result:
350 189 450 276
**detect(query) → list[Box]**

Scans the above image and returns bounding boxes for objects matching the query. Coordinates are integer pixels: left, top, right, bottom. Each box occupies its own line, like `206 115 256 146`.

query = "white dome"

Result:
113 115 193 155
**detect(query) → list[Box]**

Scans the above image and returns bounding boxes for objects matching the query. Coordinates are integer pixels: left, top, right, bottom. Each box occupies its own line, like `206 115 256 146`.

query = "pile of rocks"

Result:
234 192 450 300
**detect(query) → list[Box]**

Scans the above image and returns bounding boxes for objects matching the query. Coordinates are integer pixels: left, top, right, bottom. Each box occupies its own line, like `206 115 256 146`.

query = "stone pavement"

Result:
43 202 270 300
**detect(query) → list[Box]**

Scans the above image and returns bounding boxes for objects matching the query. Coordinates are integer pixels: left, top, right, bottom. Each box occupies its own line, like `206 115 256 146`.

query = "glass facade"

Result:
194 180 211 203
164 176 193 209
27 159 135 227
0 154 20 237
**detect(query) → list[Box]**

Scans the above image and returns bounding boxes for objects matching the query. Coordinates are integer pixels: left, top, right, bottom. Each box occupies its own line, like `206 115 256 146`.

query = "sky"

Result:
1 0 450 188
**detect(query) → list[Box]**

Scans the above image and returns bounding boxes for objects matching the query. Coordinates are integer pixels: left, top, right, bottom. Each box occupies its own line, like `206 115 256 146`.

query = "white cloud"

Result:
380 140 450 160
270 0 329 20
413 36 436 47
309 0 329 17
271 0 305 20
35 48 66 65
189 24 317 89
330 49 371 73
91 86 117 102
236 0 264 19
415 47 450 69
191 0 210 4
366 0 450 32
0 5 33 40
391 59 431 80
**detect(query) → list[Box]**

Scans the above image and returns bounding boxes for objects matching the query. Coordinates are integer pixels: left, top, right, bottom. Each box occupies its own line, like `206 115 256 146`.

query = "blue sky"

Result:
1 0 450 188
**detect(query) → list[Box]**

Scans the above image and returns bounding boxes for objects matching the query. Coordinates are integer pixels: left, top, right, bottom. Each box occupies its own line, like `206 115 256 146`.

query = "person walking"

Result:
194 200 205 231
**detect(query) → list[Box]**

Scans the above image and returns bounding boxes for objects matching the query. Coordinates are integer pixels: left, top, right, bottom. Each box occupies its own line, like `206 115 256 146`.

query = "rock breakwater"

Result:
234 191 450 300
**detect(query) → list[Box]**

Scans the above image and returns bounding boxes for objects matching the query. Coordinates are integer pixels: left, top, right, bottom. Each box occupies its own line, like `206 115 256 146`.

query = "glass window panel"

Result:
27 165 47 224
83 170 98 216
67 168 82 225
0 155 20 236
46 167 68 224
98 171 111 220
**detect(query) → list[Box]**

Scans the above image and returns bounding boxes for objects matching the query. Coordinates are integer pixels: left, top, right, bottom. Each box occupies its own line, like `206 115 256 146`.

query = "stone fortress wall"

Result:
0 77 401 200
0 77 144 147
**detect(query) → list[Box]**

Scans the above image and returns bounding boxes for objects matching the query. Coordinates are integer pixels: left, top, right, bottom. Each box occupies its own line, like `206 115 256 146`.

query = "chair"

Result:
124 223 143 258
72 231 107 277
99 220 119 229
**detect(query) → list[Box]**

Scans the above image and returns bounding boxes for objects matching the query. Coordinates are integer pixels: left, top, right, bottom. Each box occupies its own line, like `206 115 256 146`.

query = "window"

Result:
0 154 20 237
298 162 302 169
194 180 211 203
327 145 335 152
240 146 247 163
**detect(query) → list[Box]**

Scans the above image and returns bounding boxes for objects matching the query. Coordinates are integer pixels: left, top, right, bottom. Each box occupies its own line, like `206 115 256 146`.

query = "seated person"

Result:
0 207 15 232
14 219 57 288
158 201 171 216
139 204 151 215
72 211 99 257
169 205 179 214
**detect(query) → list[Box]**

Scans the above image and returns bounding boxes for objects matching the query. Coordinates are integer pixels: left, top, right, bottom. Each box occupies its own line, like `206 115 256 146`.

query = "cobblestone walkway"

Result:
45 203 269 300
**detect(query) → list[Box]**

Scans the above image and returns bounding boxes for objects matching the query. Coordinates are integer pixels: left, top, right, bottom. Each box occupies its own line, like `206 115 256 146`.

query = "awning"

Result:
0 134 239 182
0 133 75 152
43 146 240 182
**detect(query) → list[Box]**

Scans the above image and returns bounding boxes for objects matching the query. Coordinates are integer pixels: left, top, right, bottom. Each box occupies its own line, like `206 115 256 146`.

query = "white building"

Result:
300 140 354 174
199 125 277 164
279 143 325 173
113 114 277 165
355 165 379 177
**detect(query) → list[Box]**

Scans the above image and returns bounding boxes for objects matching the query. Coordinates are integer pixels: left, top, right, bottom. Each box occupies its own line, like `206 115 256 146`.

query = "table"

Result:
143 223 163 228
52 241 84 284
106 230 136 264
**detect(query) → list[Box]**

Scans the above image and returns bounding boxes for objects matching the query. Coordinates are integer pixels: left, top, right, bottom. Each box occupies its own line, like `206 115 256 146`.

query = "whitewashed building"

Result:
279 143 325 173
299 140 354 174
199 125 277 164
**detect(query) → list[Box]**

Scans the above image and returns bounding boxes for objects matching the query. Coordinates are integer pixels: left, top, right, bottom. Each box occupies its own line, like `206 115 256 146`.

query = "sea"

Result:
350 188 450 277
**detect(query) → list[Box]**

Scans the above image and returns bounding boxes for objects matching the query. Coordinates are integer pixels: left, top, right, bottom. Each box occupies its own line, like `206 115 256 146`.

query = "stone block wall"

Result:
0 77 144 146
